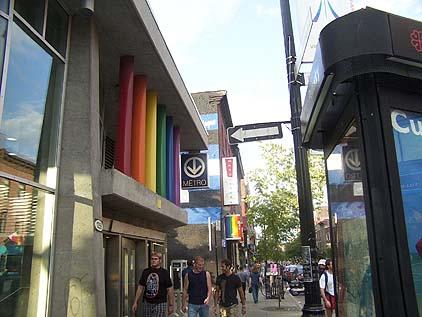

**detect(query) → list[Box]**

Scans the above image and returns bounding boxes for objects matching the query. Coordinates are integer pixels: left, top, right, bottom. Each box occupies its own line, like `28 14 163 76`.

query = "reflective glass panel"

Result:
0 16 7 86
0 22 64 188
46 0 68 56
391 109 422 315
0 0 9 14
14 0 45 34
326 123 376 316
0 177 54 316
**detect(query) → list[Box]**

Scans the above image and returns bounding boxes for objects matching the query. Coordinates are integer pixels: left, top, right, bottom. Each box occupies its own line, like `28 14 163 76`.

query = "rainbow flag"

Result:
225 214 241 240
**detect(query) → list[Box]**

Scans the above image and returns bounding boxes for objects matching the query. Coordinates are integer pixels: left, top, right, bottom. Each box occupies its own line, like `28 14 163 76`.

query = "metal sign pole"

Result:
279 0 325 315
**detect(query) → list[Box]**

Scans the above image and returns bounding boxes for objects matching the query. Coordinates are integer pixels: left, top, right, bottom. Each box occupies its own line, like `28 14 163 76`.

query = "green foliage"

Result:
247 143 326 262
283 236 302 261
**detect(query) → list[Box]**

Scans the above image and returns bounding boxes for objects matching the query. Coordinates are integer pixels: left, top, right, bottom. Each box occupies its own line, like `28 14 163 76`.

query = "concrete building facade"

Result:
0 1 207 316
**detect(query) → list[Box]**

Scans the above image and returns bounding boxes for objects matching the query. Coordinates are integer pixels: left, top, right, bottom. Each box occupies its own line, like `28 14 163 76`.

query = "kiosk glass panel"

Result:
326 123 376 316
391 109 422 314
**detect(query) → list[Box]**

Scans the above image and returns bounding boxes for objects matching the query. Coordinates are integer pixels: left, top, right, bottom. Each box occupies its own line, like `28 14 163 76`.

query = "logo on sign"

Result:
184 157 206 178
344 149 360 171
410 29 422 52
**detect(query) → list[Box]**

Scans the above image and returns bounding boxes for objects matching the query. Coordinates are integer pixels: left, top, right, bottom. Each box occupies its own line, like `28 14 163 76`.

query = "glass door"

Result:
122 238 136 317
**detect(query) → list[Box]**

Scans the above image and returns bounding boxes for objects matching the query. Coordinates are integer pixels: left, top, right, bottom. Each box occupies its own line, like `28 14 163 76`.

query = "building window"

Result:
46 0 68 56
14 0 45 34
0 177 54 316
0 21 64 187
0 0 9 14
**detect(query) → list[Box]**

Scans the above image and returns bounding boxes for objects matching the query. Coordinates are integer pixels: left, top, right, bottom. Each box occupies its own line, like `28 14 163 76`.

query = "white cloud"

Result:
1 102 44 161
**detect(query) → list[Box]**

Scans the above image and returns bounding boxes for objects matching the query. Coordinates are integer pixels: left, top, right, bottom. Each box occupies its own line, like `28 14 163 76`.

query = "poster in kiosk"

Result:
301 8 422 317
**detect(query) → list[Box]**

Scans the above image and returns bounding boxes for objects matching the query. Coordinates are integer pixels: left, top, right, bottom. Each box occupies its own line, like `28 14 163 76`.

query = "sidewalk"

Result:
244 290 303 317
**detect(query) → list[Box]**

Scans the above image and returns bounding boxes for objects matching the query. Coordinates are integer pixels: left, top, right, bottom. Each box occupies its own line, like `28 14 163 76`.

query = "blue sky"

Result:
148 0 421 173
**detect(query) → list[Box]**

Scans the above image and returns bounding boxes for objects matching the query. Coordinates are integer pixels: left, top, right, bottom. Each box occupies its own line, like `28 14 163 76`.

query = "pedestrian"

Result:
182 256 212 317
236 265 249 294
214 259 246 316
249 264 262 304
132 252 175 317
319 258 335 317
182 259 194 281
318 259 326 277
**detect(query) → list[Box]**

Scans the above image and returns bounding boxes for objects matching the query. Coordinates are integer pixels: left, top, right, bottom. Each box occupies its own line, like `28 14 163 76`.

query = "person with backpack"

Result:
319 259 335 317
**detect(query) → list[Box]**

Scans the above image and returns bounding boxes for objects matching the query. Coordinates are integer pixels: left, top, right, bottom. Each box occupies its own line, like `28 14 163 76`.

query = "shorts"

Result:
324 292 336 311
220 304 239 317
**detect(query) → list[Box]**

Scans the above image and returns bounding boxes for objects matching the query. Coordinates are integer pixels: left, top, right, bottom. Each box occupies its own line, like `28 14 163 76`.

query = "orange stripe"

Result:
131 75 147 184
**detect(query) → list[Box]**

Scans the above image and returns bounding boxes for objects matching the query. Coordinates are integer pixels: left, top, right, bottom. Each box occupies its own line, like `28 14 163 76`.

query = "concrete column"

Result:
50 15 105 316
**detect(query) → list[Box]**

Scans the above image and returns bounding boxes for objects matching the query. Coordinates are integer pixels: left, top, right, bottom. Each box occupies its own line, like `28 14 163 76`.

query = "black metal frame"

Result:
322 73 421 316
377 75 422 316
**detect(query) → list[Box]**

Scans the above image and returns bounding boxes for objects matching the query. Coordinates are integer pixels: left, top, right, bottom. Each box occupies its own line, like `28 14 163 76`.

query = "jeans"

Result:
188 303 209 317
252 284 259 303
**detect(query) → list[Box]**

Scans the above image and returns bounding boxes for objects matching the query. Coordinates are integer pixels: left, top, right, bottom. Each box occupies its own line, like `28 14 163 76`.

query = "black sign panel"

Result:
227 122 283 145
181 153 208 189
390 14 422 63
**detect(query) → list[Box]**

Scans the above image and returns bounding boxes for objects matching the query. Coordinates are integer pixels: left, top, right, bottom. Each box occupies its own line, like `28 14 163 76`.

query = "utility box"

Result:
302 8 422 317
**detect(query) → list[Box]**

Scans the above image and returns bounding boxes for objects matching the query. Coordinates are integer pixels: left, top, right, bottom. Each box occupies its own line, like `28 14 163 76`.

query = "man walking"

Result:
319 258 335 317
214 259 246 316
182 259 194 281
182 256 212 317
132 252 175 317
237 266 249 294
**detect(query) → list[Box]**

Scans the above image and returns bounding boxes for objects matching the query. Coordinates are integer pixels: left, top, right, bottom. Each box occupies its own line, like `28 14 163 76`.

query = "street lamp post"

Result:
279 0 325 316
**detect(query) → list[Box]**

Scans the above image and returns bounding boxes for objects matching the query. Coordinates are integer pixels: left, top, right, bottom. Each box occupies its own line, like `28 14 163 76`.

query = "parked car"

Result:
283 264 303 282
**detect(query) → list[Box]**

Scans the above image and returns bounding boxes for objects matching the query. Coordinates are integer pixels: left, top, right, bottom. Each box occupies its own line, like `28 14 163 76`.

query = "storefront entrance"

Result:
103 234 165 317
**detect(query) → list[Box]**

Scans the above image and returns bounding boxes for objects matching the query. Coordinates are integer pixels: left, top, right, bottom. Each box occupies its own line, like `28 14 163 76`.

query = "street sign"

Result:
302 246 313 283
227 122 283 144
181 153 208 189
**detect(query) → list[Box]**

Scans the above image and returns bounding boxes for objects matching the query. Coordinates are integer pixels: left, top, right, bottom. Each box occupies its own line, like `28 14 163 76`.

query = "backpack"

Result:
323 271 328 293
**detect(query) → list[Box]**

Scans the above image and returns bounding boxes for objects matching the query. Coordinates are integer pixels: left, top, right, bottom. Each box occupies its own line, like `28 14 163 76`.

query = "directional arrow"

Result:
231 126 280 142
187 158 202 175
227 121 285 144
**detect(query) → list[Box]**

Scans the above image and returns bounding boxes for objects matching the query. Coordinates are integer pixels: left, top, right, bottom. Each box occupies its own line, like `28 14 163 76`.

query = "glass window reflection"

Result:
0 0 9 14
326 123 376 316
0 22 64 188
0 177 53 316
0 17 7 86
14 0 45 34
46 0 68 56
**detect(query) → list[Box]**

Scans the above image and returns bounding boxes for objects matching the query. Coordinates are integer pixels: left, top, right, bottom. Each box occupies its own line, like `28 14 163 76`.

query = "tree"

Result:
247 143 326 261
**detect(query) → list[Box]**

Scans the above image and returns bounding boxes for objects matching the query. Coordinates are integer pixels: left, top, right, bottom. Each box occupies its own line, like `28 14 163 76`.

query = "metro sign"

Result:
181 153 208 189
227 122 283 145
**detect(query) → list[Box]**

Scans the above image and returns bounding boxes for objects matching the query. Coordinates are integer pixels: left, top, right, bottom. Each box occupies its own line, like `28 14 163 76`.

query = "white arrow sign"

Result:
227 122 284 144
231 126 280 142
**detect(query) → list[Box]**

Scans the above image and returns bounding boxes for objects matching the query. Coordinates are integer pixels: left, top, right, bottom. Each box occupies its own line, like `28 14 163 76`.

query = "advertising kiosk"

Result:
301 8 422 317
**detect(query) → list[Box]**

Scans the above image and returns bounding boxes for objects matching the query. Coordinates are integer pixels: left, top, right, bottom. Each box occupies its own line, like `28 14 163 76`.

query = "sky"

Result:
147 0 421 174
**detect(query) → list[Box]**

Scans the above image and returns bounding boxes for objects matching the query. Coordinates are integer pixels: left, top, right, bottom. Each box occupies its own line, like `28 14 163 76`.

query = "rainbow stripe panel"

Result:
115 57 184 204
225 214 241 240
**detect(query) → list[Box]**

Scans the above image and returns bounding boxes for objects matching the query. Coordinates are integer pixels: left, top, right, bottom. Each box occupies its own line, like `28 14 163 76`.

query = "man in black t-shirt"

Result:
132 252 174 317
214 259 246 316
